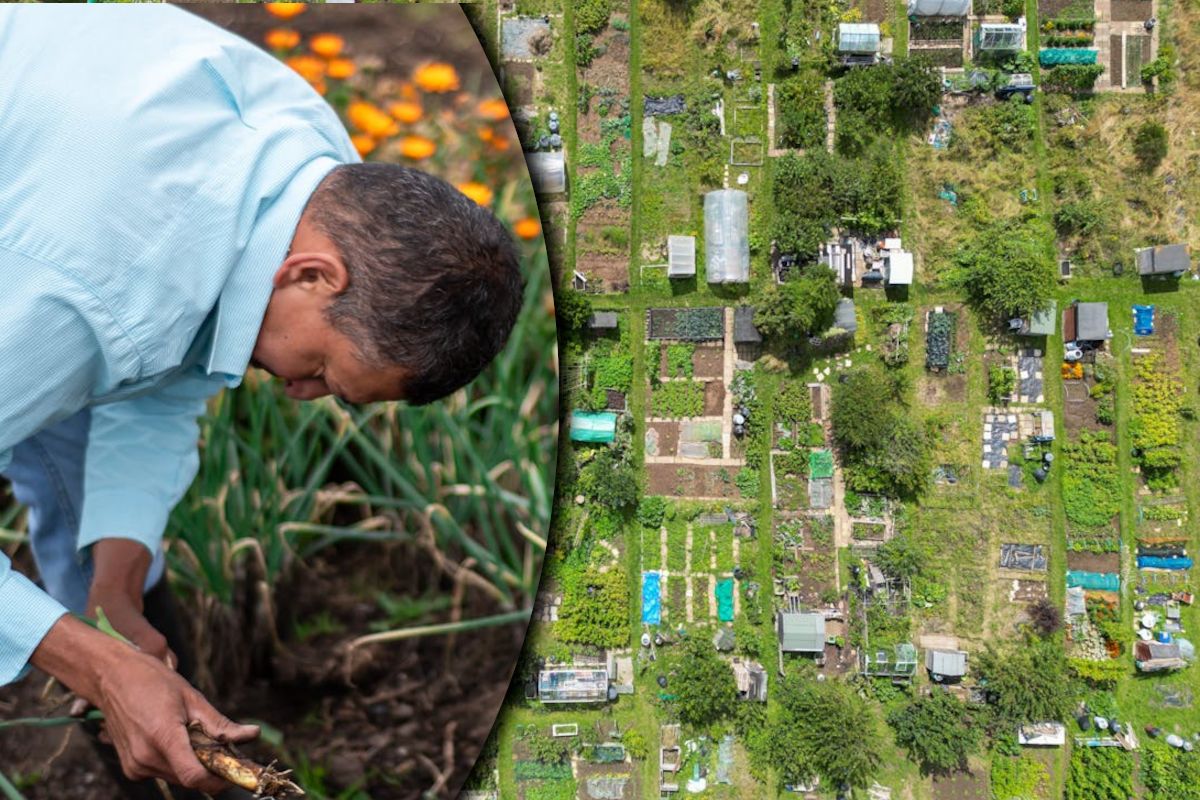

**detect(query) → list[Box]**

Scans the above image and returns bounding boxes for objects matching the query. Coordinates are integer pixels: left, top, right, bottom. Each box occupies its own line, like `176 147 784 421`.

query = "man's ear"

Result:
272 251 350 296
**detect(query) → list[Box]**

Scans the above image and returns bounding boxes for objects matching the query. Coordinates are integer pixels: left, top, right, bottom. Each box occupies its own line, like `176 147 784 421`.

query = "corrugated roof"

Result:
589 311 619 329
834 298 857 333
1136 244 1190 275
734 306 761 343
1075 302 1110 341
925 649 968 677
778 612 826 652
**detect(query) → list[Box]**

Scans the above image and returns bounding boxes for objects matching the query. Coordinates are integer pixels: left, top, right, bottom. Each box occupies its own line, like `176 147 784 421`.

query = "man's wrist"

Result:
88 538 152 605
29 614 123 706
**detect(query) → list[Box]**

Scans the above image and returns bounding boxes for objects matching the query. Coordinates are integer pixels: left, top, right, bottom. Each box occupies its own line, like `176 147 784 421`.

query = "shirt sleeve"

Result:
0 554 69 685
77 369 226 558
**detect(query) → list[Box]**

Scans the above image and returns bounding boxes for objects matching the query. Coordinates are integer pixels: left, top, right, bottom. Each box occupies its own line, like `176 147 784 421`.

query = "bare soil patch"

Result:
703 380 726 415
647 463 741 498
646 420 680 457
1112 0 1153 21
933 767 989 800
694 344 725 378
1066 550 1121 573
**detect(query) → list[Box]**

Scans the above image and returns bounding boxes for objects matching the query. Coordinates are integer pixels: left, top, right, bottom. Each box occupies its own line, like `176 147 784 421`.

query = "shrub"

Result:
637 496 667 529
1133 121 1168 172
735 468 760 498
952 220 1054 320
887 691 980 773
651 381 705 418
1066 747 1133 800
575 0 612 34
1061 432 1120 528
557 563 630 648
1041 64 1104 93
988 365 1017 403
776 74 826 149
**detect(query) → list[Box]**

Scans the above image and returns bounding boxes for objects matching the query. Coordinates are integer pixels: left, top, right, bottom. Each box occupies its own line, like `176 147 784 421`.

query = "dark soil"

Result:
1062 375 1105 433
0 540 527 800
1111 0 1154 21
692 345 724 379
646 464 740 499
646 420 681 457
1012 579 1049 602
932 767 989 800
577 203 632 291
1066 550 1121 573
703 381 726 416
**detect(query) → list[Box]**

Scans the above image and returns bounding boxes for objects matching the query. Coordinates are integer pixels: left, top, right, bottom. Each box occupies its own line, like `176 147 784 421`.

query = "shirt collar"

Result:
203 155 342 385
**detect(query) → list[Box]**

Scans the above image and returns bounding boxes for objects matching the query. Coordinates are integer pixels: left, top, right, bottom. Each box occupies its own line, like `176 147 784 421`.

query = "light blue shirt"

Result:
0 5 359 683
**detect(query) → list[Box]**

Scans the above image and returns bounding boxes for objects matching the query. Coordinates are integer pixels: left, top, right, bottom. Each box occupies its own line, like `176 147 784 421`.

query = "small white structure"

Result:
537 667 609 703
668 235 697 279
1018 722 1066 747
908 0 970 14
704 190 750 284
977 21 1026 52
882 238 914 286
525 151 566 195
838 23 882 60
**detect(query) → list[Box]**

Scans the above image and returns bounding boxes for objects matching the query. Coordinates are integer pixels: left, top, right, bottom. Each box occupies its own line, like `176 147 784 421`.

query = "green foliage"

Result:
523 728 570 765
991 755 1048 800
776 73 826 149
1140 44 1176 85
578 447 639 510
513 762 573 780
1143 743 1200 800
975 638 1072 727
556 290 594 335
1041 64 1105 93
776 380 814 427
575 34 598 68
754 267 841 341
735 468 760 498
1134 121 1169 172
637 496 667 529
1131 352 1183 485
669 637 737 728
620 729 648 761
772 673 882 790
950 97 1037 156
770 146 903 255
1067 657 1125 686
835 59 941 154
952 220 1054 320
887 691 980 774
1066 747 1133 800
988 365 1017 403
575 0 611 34
651 381 705 418
925 311 956 371
523 781 576 800
875 533 927 580
1061 432 1120 528
666 344 695 378
832 366 932 497
556 563 630 648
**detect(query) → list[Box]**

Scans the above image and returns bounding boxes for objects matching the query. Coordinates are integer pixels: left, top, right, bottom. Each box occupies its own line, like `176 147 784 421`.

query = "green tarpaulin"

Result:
809 449 834 479
715 579 734 622
570 410 617 443
1039 48 1098 65
1067 570 1120 591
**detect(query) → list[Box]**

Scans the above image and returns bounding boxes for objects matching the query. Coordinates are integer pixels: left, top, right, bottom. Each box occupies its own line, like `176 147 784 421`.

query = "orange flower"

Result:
327 58 356 80
398 82 418 101
351 134 377 157
311 80 327 96
489 135 512 153
478 127 495 143
413 62 460 93
514 218 541 240
477 98 510 121
456 182 494 206
309 33 345 59
399 135 437 160
285 54 326 83
348 101 399 138
388 101 423 124
265 28 300 51
265 3 306 20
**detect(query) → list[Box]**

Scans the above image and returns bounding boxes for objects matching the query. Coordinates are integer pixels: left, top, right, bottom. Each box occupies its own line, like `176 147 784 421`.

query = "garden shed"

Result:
668 235 697 278
976 23 1025 52
777 611 826 655
732 658 768 701
925 649 968 681
838 23 881 55
907 0 970 14
1135 640 1187 672
734 306 762 344
525 150 566 195
882 241 914 286
1135 243 1191 276
589 311 619 331
537 667 610 703
570 411 617 443
1013 300 1056 337
834 298 858 334
1064 301 1111 343
1017 722 1065 747
703 190 750 284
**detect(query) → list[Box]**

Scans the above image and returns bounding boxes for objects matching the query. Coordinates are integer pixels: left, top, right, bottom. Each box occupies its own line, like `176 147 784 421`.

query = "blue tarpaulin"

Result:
642 571 662 624
1138 555 1193 570
1133 305 1155 336
1067 571 1120 591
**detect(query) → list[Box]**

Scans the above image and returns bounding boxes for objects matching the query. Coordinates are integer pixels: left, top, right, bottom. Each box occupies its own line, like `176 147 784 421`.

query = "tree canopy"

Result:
770 672 882 790
832 366 932 497
577 447 639 510
952 220 1055 321
754 266 841 341
669 637 737 728
888 690 981 774
975 637 1072 727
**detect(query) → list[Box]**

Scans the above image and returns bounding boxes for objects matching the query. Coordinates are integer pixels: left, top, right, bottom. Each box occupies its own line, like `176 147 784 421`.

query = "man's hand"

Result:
86 538 174 666
32 615 260 793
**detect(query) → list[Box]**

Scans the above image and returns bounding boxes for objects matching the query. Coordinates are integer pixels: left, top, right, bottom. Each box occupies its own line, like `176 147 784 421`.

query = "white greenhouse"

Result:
704 190 750 284
907 0 970 15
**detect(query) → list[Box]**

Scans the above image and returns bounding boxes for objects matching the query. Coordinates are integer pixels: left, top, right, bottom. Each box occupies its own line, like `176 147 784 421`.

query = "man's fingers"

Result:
159 724 228 795
186 692 260 744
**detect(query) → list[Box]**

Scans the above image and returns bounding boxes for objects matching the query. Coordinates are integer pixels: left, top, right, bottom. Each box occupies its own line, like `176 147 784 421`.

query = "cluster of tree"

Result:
1134 121 1168 172
771 145 903 257
754 265 841 342
974 636 1072 729
556 562 630 649
667 637 737 728
951 219 1055 322
831 366 932 497
834 58 943 155
577 446 638 510
888 690 981 774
